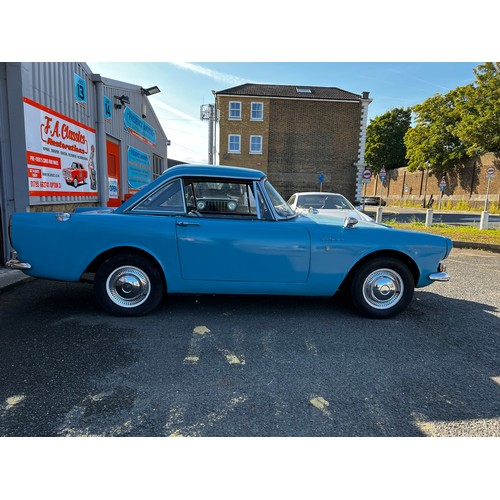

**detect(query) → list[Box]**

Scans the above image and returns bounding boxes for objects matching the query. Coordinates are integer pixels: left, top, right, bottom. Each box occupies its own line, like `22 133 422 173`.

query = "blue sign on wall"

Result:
127 146 151 193
104 96 112 122
124 107 157 147
74 74 87 109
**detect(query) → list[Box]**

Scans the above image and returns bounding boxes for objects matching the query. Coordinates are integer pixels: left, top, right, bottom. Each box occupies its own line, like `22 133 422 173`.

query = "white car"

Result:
287 192 373 222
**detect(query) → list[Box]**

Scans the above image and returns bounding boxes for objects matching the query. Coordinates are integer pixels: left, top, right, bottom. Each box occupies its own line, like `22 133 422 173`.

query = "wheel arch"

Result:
82 246 167 289
340 249 419 291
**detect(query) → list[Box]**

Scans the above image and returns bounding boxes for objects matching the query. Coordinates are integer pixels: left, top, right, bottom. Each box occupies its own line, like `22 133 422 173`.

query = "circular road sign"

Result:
486 167 495 176
362 169 372 180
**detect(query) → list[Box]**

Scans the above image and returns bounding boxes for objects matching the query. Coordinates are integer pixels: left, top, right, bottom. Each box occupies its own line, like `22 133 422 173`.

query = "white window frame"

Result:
250 102 264 121
228 134 241 153
249 135 262 154
229 101 241 120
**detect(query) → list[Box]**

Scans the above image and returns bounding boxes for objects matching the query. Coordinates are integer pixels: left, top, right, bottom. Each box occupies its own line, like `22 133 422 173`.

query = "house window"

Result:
228 134 241 153
251 102 263 121
250 135 262 154
229 101 241 120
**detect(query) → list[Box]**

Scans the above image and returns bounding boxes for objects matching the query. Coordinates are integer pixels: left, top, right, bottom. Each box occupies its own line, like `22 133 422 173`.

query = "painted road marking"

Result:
310 396 332 417
1 395 26 411
165 396 247 437
183 325 245 365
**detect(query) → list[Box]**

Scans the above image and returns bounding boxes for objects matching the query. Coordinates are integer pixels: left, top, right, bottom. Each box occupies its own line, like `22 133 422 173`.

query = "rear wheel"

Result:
95 253 164 316
350 257 414 319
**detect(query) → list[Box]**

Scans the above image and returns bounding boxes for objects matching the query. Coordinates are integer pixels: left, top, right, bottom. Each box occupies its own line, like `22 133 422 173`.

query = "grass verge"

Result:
386 221 500 245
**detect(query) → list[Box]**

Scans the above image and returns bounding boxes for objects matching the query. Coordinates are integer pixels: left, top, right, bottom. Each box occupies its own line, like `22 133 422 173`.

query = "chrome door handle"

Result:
176 221 200 227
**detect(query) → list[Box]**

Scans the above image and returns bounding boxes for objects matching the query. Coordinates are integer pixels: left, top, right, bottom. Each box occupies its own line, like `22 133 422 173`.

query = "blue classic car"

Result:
7 165 451 319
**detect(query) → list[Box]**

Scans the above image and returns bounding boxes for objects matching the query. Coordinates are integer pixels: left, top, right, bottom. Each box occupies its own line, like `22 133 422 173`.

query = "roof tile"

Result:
215 83 362 101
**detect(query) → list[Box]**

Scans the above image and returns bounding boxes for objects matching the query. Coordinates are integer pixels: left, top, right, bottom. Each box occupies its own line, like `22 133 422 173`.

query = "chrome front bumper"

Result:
428 271 450 282
5 251 31 270
428 262 449 281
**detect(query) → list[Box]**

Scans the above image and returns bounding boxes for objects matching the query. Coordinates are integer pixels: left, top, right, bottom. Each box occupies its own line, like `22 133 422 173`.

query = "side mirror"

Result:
344 216 359 228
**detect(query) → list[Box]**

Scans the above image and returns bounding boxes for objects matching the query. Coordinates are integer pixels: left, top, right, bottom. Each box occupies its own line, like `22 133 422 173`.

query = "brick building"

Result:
214 84 372 201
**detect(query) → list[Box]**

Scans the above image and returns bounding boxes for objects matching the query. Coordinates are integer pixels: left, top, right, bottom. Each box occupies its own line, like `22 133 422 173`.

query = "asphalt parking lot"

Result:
0 248 499 437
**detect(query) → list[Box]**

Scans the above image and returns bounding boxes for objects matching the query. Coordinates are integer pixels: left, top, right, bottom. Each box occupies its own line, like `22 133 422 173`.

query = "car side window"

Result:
132 179 185 213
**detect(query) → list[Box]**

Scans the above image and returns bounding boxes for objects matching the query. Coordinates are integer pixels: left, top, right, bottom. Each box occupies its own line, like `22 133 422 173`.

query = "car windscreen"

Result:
297 194 353 210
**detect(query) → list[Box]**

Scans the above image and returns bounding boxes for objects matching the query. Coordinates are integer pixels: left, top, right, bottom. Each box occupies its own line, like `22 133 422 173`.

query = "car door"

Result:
175 179 311 283
176 217 310 283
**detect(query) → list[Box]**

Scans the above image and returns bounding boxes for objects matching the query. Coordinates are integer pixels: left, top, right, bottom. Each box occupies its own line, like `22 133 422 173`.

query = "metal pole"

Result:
213 101 218 165
379 175 383 206
484 177 491 212
94 79 109 206
423 166 429 208
208 104 214 165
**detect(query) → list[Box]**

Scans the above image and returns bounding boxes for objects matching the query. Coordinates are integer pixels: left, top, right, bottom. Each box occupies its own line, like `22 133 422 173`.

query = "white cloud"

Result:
167 62 247 86
149 97 199 122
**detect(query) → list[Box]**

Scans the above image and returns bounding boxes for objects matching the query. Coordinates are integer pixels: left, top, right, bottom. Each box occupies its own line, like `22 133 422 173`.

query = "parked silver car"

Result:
287 192 373 222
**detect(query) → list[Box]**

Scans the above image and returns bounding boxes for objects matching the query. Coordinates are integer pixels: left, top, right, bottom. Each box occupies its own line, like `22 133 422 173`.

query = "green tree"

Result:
365 107 412 172
404 90 470 175
454 62 500 155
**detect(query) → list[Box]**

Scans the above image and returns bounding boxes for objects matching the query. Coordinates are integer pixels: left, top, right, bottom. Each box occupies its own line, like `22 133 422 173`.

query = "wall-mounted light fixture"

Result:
141 86 161 96
114 95 130 109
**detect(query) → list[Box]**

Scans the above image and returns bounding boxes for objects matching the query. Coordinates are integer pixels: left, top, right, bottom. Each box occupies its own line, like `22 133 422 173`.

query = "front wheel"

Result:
350 257 414 319
95 253 164 316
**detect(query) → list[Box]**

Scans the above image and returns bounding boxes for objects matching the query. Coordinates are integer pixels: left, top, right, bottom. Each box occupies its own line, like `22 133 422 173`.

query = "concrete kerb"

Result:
0 267 34 293
453 241 500 253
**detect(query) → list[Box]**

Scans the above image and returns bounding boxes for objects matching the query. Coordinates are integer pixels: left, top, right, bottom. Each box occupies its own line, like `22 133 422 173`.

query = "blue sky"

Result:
4 1 493 164
89 61 482 163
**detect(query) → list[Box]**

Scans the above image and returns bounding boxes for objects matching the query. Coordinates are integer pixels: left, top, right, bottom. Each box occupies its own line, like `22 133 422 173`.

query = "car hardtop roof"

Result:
115 164 267 214
164 164 266 181
294 191 345 196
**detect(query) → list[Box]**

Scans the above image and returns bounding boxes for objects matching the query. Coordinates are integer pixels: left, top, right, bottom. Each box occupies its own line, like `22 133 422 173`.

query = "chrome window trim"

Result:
256 178 297 221
124 174 274 220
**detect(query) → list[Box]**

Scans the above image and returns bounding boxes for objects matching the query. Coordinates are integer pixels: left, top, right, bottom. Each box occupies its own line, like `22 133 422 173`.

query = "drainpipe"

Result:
93 75 109 206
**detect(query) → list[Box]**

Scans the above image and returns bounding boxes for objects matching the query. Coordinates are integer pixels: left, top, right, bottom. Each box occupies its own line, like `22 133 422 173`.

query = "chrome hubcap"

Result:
362 268 404 310
106 266 151 308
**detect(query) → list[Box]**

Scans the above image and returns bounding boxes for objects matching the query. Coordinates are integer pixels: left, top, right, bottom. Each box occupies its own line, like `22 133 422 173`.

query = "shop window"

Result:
153 154 164 180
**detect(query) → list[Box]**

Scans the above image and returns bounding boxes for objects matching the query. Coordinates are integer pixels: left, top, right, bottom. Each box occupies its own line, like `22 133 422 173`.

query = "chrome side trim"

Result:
428 272 450 282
